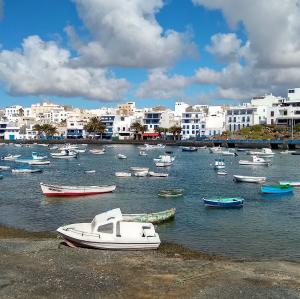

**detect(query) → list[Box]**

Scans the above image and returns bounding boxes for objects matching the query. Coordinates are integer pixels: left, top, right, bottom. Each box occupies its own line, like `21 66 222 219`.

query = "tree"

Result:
32 124 57 139
84 117 106 139
155 127 168 139
130 121 144 140
168 125 182 141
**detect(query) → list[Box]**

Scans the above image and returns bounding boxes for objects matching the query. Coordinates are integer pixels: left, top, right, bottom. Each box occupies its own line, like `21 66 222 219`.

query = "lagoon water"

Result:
1 144 300 261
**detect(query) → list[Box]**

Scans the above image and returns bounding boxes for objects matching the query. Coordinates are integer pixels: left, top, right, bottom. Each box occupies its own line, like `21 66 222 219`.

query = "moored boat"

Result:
123 208 176 224
280 150 296 154
247 148 275 158
89 149 105 155
279 181 300 187
117 154 127 159
217 170 227 175
56 208 161 250
134 171 148 177
221 151 237 156
203 197 244 208
239 155 269 166
32 152 48 160
115 172 131 177
214 159 225 169
28 160 51 165
148 171 169 177
209 146 223 154
12 168 43 174
40 182 116 196
130 167 149 172
1 154 21 161
0 165 11 170
261 184 293 194
159 188 184 197
233 175 266 183
139 151 147 156
155 161 172 167
50 150 77 159
182 146 197 152
84 170 96 174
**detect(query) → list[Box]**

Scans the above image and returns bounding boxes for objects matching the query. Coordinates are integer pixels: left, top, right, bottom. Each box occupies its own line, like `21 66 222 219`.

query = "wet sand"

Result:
0 225 300 298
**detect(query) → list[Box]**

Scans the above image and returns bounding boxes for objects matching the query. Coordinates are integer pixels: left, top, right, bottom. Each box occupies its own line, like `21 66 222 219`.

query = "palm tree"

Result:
33 124 43 138
84 117 106 139
43 124 57 137
168 125 182 141
130 121 144 140
155 127 168 139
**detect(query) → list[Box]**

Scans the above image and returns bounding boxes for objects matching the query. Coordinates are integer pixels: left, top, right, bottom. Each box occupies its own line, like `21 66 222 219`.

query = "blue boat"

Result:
182 147 198 152
261 185 293 194
203 197 244 208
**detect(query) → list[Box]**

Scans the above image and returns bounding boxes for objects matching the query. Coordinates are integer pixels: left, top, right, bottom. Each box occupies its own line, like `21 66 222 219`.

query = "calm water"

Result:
1 144 300 261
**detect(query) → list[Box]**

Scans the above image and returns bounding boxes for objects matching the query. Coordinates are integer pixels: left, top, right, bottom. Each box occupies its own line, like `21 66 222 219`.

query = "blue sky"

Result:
0 0 299 109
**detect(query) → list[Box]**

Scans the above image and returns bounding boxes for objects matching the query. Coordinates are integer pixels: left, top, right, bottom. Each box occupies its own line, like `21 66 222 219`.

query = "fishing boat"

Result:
117 154 127 159
56 208 161 250
155 161 172 167
261 184 293 194
139 151 147 156
209 146 222 154
203 197 244 208
280 150 296 154
50 149 77 159
214 159 225 169
233 175 266 183
115 172 131 177
28 160 51 165
134 170 148 177
40 182 116 197
159 188 184 197
32 152 47 160
130 167 149 172
247 148 275 158
0 166 10 170
84 170 96 174
123 208 176 224
182 146 198 152
148 171 169 177
279 181 300 187
221 151 237 156
217 170 227 175
12 168 43 174
1 154 21 161
239 156 269 166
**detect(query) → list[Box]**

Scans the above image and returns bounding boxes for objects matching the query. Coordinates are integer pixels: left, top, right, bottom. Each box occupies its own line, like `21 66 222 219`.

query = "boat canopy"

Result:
91 208 123 233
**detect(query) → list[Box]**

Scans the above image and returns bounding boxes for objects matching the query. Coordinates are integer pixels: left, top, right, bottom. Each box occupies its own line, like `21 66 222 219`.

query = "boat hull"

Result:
261 185 293 194
233 175 266 183
203 198 244 208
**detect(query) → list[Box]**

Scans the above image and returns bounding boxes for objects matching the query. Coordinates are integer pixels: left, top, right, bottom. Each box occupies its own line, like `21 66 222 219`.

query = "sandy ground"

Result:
0 226 300 299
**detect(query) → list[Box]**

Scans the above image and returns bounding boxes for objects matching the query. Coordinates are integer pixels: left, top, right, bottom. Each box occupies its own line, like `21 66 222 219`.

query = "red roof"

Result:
143 132 159 137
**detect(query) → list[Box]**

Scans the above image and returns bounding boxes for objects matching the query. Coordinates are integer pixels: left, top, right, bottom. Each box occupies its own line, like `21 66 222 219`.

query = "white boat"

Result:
0 165 10 170
115 172 131 177
134 171 148 177
148 171 168 177
214 159 225 169
139 151 147 156
49 146 59 151
209 146 223 154
117 154 127 159
144 144 165 150
32 152 48 160
1 154 21 161
155 161 172 167
84 170 96 174
12 168 43 174
50 150 77 159
60 144 78 151
28 160 51 165
279 181 300 187
217 171 227 175
280 150 296 154
56 208 160 250
233 175 266 183
239 155 270 166
89 149 105 155
74 149 86 153
221 151 237 156
40 182 116 197
130 167 149 172
247 148 275 158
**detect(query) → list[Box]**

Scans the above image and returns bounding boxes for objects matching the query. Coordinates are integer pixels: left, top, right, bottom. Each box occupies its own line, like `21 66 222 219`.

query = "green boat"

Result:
123 208 176 224
158 188 184 197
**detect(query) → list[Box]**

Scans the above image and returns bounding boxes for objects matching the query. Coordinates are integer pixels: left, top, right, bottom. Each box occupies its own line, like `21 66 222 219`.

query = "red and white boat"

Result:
40 182 116 197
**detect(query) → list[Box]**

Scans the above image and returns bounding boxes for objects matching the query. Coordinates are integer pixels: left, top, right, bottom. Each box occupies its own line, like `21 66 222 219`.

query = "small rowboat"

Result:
117 154 127 159
279 181 300 187
148 171 169 177
139 151 147 156
28 160 51 165
40 182 116 197
217 171 227 175
89 149 105 155
134 171 148 177
115 172 131 177
130 167 149 172
261 185 293 194
123 208 176 224
1 154 21 161
12 168 43 174
155 161 172 167
233 175 266 183
182 146 197 152
159 188 184 197
84 170 96 174
203 197 244 208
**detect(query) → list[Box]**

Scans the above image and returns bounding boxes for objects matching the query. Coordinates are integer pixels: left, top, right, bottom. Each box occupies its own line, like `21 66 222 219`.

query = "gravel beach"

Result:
0 226 300 299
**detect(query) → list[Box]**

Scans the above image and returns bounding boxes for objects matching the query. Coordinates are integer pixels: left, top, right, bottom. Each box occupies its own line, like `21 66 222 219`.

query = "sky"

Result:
0 0 300 109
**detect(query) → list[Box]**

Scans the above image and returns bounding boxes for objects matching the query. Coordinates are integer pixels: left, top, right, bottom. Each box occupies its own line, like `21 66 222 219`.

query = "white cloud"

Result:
135 69 192 99
0 36 129 101
69 0 198 68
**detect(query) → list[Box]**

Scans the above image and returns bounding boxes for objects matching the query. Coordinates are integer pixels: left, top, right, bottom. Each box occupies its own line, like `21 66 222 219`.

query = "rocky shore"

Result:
0 226 300 299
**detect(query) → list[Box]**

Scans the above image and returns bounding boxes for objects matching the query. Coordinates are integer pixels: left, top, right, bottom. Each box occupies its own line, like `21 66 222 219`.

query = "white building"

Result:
205 106 226 136
181 111 206 139
4 124 20 141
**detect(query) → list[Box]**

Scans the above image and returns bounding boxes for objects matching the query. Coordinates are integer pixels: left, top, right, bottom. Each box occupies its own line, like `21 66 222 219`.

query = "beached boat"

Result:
1 154 21 161
148 171 169 177
84 170 96 174
12 168 43 174
247 148 275 158
130 167 149 172
134 171 148 177
233 175 266 183
32 152 47 160
239 155 269 166
56 208 161 250
279 181 300 187
139 151 148 156
40 182 116 197
28 160 51 165
159 188 184 197
115 172 131 177
182 146 197 152
117 154 127 159
50 150 77 159
214 159 225 169
0 165 11 170
203 197 244 208
123 208 176 224
261 185 293 194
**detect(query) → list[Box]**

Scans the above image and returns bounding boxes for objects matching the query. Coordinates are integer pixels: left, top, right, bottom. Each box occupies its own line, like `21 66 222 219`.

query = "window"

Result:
97 223 113 234
271 111 274 117
192 125 195 129
182 125 185 129
289 89 295 93
182 130 185 135
229 117 232 122
233 117 236 122
187 131 189 134
283 110 287 116
196 125 199 129
202 124 205 129
246 116 250 122
242 117 245 122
